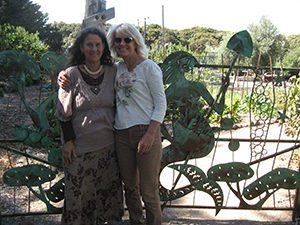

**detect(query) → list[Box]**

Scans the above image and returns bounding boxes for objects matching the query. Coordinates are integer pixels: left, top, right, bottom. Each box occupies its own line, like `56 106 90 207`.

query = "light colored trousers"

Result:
115 125 162 225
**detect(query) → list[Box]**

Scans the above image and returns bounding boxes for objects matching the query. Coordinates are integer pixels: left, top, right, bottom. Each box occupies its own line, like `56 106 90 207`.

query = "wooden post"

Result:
83 0 114 31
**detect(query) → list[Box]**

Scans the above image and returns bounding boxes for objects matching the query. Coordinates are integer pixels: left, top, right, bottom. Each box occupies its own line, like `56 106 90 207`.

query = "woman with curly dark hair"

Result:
56 27 124 225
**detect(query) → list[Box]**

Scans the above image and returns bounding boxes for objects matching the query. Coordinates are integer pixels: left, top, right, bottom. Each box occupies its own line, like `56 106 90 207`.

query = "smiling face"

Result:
80 34 104 65
113 32 137 59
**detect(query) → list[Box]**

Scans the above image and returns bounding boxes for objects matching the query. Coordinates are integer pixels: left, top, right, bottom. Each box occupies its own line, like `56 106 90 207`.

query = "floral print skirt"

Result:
62 145 124 225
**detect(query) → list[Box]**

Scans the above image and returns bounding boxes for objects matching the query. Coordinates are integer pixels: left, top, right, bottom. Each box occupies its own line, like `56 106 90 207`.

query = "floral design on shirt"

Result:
115 71 137 105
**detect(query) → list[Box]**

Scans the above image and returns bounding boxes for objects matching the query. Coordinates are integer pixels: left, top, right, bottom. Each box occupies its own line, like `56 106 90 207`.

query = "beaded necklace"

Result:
83 65 103 75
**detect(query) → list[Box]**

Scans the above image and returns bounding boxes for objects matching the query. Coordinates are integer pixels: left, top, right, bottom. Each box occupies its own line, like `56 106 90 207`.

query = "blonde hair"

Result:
107 23 148 59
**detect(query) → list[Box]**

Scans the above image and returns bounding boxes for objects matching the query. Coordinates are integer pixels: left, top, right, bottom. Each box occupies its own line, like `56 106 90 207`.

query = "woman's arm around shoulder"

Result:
56 66 78 121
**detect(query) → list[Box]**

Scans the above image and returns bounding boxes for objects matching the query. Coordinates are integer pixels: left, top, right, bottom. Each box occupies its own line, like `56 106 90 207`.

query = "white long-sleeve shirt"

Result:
114 59 167 129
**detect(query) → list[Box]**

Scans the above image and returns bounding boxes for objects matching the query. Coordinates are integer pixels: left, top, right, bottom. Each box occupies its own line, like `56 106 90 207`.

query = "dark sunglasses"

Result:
114 37 133 44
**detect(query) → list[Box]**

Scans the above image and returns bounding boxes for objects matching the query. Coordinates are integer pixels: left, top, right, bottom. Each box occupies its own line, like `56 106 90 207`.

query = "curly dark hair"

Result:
68 27 113 66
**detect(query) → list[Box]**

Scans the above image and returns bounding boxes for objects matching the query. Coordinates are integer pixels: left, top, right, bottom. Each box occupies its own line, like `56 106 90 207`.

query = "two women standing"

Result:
57 23 167 225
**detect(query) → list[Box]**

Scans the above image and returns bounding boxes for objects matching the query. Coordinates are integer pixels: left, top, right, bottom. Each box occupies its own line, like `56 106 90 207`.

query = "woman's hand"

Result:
58 70 71 89
137 121 160 154
63 140 77 165
137 132 155 154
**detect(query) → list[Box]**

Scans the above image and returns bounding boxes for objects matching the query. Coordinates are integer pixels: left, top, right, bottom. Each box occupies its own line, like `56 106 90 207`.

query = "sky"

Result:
31 0 300 35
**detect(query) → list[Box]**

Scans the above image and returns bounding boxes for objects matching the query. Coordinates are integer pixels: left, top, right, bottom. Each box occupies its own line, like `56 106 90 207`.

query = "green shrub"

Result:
0 24 48 60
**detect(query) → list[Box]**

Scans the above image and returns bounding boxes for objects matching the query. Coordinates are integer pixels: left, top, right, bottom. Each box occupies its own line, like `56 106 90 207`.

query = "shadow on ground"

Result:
1 217 296 225
162 208 295 225
165 220 294 225
1 211 296 225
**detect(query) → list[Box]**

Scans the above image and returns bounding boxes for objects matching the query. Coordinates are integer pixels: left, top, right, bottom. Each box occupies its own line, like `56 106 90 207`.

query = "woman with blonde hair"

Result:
107 23 167 225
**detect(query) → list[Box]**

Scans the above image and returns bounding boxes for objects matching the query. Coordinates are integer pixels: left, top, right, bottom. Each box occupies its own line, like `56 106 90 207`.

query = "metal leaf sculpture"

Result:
159 50 236 210
173 121 215 157
159 31 253 184
3 164 60 212
228 140 240 151
0 50 40 81
169 164 223 215
3 164 56 187
0 51 42 126
40 51 67 91
46 178 65 203
13 91 62 168
0 50 59 133
47 146 63 168
207 162 254 183
207 164 300 209
226 30 253 58
19 91 58 132
1 50 63 212
40 51 67 74
15 126 42 147
34 92 58 130
160 185 194 202
15 124 30 141
243 168 300 204
160 51 225 115
207 162 255 208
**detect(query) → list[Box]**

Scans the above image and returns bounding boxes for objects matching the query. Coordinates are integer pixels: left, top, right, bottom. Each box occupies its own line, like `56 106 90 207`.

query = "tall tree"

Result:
248 16 288 67
50 22 81 50
39 24 64 53
178 27 225 57
0 0 72 52
0 0 48 34
283 34 300 68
